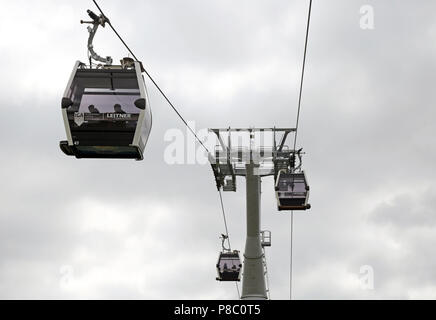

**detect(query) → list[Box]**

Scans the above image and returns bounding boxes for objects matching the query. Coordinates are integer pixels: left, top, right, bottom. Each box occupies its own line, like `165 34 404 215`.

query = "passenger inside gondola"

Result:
114 104 126 114
219 259 240 273
88 104 100 113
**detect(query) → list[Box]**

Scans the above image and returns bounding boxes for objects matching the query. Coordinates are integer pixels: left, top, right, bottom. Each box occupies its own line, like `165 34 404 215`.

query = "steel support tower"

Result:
209 127 297 300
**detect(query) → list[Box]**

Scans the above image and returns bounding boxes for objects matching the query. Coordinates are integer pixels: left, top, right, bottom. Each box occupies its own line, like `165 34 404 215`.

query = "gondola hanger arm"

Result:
81 9 113 66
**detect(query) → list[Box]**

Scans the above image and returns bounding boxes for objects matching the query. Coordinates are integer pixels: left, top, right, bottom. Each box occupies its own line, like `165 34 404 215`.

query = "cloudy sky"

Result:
0 0 435 299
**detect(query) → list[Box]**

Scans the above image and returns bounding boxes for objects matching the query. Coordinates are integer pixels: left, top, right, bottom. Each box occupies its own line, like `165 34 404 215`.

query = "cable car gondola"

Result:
59 10 151 160
216 251 242 282
275 170 311 211
216 235 242 282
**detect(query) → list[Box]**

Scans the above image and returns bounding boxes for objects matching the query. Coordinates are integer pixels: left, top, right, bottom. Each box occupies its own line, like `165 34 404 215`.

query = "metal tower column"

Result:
241 162 267 300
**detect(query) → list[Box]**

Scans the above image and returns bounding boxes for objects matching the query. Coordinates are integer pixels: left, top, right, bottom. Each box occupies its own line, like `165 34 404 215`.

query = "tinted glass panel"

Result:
219 257 241 272
278 174 306 193
79 88 140 114
293 181 306 193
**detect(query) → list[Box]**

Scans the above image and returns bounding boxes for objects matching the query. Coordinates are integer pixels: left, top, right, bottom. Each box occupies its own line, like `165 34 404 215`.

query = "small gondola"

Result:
216 250 242 282
275 170 310 211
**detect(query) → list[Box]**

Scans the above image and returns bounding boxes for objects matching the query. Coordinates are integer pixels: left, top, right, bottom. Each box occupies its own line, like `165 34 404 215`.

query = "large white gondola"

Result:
59 10 151 160
60 59 151 160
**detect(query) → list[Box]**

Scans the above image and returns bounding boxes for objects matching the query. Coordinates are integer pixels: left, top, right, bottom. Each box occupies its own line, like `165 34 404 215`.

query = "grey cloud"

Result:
0 0 436 299
370 190 436 228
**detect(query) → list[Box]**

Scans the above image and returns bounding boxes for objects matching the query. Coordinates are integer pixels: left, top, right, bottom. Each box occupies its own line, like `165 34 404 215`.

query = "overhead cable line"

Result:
293 0 313 151
218 189 241 299
218 190 232 250
290 0 313 301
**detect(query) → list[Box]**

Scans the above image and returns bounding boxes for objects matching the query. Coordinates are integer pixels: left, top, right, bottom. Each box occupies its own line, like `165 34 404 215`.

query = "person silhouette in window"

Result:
114 104 126 114
88 104 100 114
